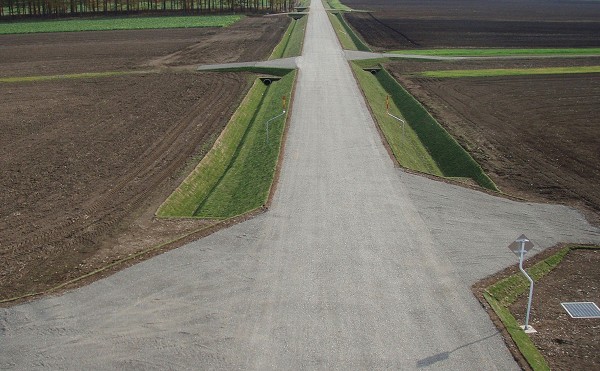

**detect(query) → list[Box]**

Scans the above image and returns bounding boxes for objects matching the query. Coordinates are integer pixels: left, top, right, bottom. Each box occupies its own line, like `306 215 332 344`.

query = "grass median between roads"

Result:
0 15 241 34
157 71 295 219
481 245 598 370
352 62 498 191
420 65 600 78
0 70 154 83
390 48 600 57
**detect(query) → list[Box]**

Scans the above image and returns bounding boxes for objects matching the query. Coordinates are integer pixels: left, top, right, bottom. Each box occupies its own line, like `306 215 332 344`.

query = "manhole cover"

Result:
561 302 600 318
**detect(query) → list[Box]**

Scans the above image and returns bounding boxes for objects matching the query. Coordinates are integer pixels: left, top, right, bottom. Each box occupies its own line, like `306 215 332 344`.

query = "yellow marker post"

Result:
386 95 390 113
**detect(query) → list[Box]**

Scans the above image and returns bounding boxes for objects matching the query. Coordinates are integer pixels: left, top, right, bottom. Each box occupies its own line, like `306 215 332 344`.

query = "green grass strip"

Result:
484 291 550 371
0 70 154 83
269 15 307 60
157 71 296 218
326 0 352 11
0 15 241 34
420 66 600 78
353 63 498 190
352 64 442 175
390 48 600 57
481 245 600 370
327 11 370 51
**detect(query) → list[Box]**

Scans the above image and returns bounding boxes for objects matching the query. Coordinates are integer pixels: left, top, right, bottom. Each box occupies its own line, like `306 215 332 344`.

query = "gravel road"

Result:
2 0 599 369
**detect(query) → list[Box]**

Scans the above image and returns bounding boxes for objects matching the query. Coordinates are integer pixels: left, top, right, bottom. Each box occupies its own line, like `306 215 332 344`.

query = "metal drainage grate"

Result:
561 302 600 318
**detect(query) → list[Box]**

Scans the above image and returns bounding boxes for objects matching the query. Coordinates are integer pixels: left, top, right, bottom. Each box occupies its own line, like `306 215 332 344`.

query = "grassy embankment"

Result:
325 6 497 190
482 245 598 370
420 66 600 78
389 48 600 78
390 48 600 57
325 0 351 11
326 4 370 51
157 15 304 219
0 15 241 34
269 15 307 59
352 62 497 190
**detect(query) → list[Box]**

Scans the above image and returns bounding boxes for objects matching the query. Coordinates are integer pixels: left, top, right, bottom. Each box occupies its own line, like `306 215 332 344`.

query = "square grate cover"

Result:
561 302 600 318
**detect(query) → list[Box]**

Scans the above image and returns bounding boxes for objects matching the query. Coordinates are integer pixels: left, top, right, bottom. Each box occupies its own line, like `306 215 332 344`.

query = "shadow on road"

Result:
416 331 501 368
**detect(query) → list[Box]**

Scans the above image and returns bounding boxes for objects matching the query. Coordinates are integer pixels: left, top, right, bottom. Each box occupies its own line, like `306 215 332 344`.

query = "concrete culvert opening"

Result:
363 67 381 75
259 77 282 86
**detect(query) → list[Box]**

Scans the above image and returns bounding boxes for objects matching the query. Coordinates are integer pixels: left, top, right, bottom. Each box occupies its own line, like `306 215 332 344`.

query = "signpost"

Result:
385 95 406 137
508 234 536 333
265 96 287 146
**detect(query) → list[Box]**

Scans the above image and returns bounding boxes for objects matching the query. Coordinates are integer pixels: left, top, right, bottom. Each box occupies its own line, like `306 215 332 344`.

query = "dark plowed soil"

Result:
387 67 600 223
0 15 289 303
510 249 600 370
0 15 290 77
473 247 600 371
342 0 600 50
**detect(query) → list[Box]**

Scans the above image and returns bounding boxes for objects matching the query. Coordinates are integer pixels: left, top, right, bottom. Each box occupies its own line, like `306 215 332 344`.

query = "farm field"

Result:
341 0 600 368
388 69 600 222
341 0 600 50
0 15 290 301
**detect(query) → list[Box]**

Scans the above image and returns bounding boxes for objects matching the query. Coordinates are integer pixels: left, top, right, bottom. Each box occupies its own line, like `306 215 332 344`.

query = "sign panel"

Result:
508 234 534 256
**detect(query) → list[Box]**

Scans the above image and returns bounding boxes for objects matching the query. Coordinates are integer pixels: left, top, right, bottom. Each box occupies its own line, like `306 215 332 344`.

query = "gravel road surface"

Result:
2 0 599 369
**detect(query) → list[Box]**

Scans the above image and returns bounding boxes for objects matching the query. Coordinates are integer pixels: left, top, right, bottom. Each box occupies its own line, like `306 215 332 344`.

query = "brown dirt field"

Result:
0 15 290 303
510 248 600 370
472 246 600 371
0 15 290 77
387 66 600 224
342 0 600 50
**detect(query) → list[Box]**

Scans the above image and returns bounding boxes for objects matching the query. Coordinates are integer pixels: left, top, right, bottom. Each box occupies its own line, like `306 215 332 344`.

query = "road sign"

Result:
508 234 535 331
508 234 534 256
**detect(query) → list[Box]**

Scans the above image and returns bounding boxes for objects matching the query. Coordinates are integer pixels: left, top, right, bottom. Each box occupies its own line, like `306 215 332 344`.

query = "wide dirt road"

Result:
1 1 599 369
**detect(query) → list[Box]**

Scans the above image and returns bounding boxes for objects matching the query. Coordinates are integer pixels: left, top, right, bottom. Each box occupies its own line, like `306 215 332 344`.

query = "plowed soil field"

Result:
0 15 290 302
386 63 600 223
342 0 600 50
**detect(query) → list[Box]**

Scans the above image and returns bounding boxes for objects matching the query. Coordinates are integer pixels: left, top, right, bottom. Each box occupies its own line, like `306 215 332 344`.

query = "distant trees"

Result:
0 0 295 17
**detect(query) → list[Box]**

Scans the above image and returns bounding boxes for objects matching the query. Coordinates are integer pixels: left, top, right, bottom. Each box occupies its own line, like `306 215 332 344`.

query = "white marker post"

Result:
266 96 287 146
508 234 536 333
385 95 406 137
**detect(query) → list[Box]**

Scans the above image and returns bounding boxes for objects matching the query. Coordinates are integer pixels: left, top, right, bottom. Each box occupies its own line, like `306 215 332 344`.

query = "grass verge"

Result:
352 62 498 191
327 11 370 51
390 48 600 57
482 245 598 370
0 70 154 83
352 64 442 175
325 0 352 11
0 15 241 34
420 66 600 78
156 71 296 219
269 14 307 59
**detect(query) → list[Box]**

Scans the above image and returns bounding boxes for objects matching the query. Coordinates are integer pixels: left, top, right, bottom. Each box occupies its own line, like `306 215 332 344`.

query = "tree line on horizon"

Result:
0 0 296 17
